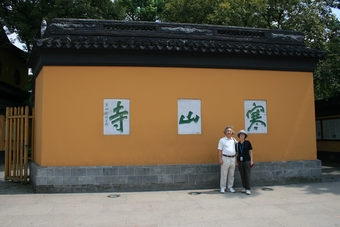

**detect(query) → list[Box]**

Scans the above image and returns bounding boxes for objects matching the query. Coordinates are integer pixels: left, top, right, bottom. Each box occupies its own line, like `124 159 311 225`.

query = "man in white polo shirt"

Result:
218 126 238 193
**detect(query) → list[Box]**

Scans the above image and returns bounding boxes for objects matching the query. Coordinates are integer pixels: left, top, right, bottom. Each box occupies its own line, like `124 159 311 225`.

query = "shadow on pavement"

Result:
0 165 34 194
321 162 340 183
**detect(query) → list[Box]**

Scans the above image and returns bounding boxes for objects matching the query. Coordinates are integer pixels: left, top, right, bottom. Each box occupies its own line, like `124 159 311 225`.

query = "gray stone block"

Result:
298 169 311 177
47 176 63 185
265 162 279 171
127 175 143 184
29 160 323 193
165 166 181 174
274 170 285 178
135 167 150 175
87 167 103 176
54 168 64 177
252 162 264 171
315 159 322 167
96 176 111 184
203 173 219 182
285 170 299 177
278 161 291 170
79 176 95 185
304 160 316 168
36 168 47 177
63 176 79 185
251 171 262 179
188 174 203 183
150 166 166 175
103 167 118 175
196 166 211 174
71 168 86 177
174 174 188 183
35 177 47 185
291 161 304 169
118 167 135 175
210 165 220 173
143 175 158 184
158 175 173 183
260 171 272 179
111 175 128 184
181 166 196 174
63 168 71 177
46 168 54 177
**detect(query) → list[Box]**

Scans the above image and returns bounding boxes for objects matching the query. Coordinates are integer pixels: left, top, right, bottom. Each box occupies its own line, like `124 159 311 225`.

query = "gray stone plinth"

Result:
30 160 322 193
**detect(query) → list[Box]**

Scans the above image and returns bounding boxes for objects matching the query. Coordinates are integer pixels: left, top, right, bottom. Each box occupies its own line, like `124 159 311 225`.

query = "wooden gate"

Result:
5 106 34 183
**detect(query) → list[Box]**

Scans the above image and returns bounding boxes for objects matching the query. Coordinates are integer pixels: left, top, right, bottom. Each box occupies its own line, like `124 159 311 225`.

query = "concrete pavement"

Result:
0 163 340 227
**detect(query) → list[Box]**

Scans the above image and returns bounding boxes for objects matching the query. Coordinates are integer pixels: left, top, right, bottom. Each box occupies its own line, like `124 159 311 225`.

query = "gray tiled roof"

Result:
32 19 324 59
28 19 326 75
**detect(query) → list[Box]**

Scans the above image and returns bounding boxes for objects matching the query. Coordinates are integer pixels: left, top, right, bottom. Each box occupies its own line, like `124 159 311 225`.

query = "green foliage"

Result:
0 0 125 52
314 19 340 100
0 0 126 106
46 0 125 20
159 0 340 99
160 0 218 24
207 0 268 27
0 0 43 52
119 0 168 21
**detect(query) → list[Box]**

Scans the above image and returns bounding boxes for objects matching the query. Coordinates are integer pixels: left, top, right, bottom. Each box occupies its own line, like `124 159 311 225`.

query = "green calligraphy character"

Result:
179 111 200 124
109 101 128 133
246 102 266 131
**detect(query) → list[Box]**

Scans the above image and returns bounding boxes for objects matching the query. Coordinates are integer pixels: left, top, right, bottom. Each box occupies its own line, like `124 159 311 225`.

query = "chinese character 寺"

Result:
109 101 128 133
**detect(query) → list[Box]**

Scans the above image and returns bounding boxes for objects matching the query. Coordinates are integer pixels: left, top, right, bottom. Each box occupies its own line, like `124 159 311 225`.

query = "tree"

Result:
258 0 340 99
160 0 340 99
119 0 168 21
0 0 125 52
268 0 336 50
46 0 125 20
160 0 219 24
314 19 340 100
1 0 339 99
207 0 267 27
0 0 43 52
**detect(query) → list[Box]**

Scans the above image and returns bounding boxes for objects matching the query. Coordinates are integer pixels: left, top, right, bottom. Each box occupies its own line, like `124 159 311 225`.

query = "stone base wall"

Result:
30 160 322 193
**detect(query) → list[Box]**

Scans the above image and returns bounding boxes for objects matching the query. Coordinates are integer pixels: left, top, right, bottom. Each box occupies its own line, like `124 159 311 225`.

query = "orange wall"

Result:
34 66 317 166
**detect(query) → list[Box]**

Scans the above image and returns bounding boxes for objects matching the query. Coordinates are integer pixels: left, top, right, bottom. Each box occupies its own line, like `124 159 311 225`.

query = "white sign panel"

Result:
244 100 267 134
178 99 201 134
104 99 130 135
322 119 340 140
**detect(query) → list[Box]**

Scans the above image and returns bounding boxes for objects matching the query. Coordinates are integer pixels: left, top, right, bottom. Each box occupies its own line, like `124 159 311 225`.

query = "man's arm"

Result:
218 149 223 165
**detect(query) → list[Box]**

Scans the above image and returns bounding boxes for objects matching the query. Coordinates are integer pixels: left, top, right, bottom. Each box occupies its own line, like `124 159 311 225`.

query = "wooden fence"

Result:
5 106 34 183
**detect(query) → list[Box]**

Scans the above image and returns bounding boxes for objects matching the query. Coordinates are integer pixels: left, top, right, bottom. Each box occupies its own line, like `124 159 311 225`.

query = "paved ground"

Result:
0 163 340 227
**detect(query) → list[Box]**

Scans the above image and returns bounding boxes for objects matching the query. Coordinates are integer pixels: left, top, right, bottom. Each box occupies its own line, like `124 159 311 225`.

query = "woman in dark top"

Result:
236 130 253 195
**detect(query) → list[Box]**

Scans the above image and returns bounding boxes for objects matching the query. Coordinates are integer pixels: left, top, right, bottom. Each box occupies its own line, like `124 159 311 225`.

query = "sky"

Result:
5 8 340 51
334 8 340 20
